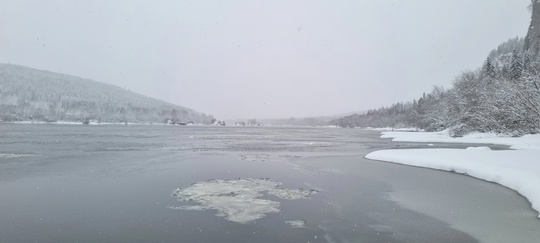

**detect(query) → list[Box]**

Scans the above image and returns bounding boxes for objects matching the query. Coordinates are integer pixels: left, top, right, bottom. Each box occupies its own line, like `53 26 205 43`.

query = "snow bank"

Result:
380 130 540 151
366 149 540 217
170 178 317 224
367 130 540 217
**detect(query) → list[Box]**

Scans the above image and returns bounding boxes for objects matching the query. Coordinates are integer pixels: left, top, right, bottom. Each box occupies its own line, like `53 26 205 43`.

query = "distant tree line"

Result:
332 37 540 136
0 64 216 124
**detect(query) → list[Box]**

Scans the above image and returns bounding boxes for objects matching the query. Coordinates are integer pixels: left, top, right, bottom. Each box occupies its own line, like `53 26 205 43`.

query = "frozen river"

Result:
1 124 539 242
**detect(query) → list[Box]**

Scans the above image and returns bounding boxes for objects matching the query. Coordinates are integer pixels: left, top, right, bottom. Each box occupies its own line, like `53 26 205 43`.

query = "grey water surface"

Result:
0 124 539 243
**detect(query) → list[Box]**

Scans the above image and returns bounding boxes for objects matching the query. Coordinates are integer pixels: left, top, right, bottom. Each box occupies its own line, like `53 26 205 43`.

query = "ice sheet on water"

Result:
285 220 307 228
268 187 317 200
170 178 318 224
305 141 333 146
466 146 492 150
278 154 302 159
168 205 207 211
240 154 272 162
0 153 33 158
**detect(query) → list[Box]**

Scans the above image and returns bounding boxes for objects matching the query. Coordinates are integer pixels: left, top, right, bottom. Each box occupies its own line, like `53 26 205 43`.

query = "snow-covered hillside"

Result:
0 64 215 124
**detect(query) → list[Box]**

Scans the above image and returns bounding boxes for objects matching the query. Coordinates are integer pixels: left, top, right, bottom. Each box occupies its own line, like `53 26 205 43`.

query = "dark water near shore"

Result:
0 124 539 242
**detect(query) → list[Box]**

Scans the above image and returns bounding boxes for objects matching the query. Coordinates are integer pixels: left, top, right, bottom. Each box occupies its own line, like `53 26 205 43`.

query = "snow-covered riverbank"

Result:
366 130 540 217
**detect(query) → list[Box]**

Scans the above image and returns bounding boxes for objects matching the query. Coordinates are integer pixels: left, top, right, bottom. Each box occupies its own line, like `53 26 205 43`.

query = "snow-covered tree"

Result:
511 49 524 80
484 58 497 78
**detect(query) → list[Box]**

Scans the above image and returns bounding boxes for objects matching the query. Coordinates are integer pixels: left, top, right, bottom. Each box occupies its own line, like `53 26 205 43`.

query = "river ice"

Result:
170 178 317 224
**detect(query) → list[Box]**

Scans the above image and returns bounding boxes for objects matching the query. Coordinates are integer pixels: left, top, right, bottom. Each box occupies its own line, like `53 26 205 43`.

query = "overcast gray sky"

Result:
0 0 532 119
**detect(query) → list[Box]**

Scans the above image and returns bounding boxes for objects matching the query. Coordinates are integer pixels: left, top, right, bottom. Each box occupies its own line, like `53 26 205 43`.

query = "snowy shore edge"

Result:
365 130 540 217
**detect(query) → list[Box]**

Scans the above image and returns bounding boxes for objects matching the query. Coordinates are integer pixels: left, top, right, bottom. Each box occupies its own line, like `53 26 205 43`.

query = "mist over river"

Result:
1 124 539 242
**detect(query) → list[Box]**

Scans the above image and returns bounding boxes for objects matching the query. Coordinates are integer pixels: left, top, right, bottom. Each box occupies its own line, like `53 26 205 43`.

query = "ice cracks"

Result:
170 178 318 224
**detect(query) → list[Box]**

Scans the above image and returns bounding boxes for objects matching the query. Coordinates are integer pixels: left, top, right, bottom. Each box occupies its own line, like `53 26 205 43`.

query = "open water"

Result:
0 124 539 242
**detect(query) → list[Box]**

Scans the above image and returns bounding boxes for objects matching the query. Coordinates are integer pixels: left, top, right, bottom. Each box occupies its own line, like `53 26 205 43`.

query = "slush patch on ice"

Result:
305 142 332 146
268 187 317 199
240 154 272 162
170 178 317 224
158 146 180 151
285 220 307 228
169 205 207 211
0 153 32 158
466 146 492 150
278 154 302 159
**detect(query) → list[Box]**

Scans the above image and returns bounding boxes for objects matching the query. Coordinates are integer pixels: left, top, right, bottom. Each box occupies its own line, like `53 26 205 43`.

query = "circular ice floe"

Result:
170 178 318 224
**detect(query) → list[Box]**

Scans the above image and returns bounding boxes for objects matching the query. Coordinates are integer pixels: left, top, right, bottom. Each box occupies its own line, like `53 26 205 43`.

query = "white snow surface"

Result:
170 178 317 224
366 130 540 217
380 130 540 150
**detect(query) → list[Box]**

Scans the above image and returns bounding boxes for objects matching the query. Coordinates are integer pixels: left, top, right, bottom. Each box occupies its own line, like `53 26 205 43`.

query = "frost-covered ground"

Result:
366 130 540 217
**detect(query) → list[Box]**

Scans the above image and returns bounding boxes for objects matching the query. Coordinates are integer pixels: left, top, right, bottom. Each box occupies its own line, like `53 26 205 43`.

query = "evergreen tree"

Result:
511 49 524 79
484 58 496 78
523 50 533 70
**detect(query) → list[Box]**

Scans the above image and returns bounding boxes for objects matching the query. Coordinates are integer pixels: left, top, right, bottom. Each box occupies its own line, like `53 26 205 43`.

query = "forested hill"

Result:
331 2 540 136
0 64 215 124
